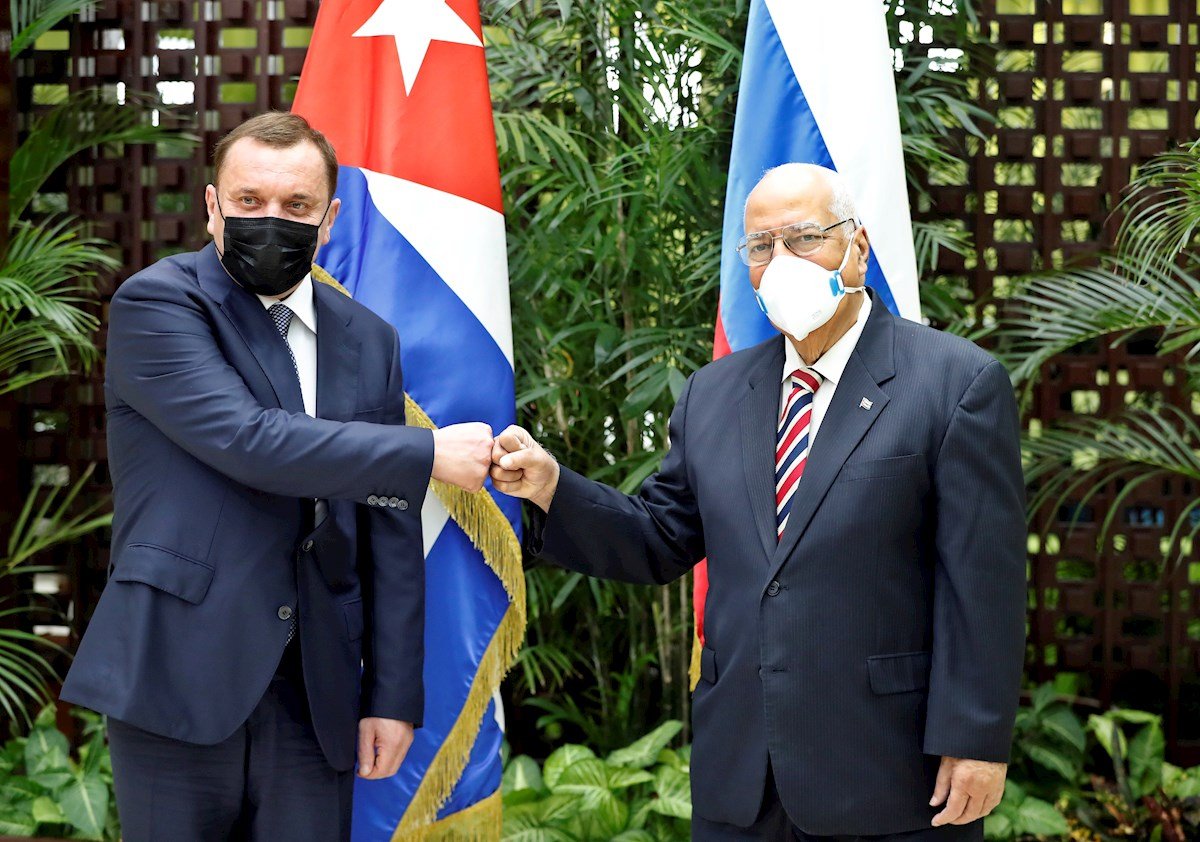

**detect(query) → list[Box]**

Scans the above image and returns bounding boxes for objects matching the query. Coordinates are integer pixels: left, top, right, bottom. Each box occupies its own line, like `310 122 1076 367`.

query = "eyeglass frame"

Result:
735 217 858 266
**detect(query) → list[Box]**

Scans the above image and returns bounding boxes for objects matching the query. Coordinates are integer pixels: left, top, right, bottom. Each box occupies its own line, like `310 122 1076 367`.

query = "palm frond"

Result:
9 89 195 222
10 0 94 55
995 255 1200 386
1114 140 1200 277
1024 406 1200 566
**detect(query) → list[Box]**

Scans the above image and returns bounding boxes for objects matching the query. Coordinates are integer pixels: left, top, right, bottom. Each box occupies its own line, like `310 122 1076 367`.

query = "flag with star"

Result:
293 2 522 839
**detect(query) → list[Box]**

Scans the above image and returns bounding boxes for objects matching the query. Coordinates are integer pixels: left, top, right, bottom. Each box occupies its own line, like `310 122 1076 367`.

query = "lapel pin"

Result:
859 397 874 411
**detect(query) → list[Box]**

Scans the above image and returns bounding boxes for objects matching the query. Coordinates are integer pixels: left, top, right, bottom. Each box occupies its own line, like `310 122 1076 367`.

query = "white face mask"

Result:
752 234 864 342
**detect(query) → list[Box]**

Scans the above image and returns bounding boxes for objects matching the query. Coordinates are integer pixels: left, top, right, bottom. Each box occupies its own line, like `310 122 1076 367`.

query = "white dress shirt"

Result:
258 274 325 522
258 274 318 416
780 293 872 445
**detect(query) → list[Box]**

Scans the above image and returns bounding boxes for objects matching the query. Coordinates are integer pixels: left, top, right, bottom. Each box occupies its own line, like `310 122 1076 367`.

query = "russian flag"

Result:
697 0 919 655
292 1 522 838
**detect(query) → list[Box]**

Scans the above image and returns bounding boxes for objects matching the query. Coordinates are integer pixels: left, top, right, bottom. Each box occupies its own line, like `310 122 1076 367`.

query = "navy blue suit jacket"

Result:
532 296 1027 835
61 242 433 772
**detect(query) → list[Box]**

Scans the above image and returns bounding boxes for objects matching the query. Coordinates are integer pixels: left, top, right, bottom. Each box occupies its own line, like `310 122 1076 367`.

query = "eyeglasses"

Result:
735 218 856 266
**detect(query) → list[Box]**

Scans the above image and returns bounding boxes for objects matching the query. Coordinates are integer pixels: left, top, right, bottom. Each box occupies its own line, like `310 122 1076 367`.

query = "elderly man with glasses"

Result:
491 162 1027 842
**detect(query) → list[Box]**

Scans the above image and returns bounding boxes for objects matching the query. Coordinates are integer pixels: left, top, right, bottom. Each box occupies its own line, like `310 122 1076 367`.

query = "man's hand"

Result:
930 756 1007 826
489 425 560 511
357 717 414 779
431 422 494 492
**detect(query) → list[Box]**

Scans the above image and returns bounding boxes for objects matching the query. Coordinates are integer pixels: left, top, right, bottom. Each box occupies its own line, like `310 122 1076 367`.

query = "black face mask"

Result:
216 198 330 297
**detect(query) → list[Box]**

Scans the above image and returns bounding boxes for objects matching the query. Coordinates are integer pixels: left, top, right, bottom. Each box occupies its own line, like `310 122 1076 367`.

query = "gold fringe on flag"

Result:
398 788 503 841
313 266 525 840
395 399 525 841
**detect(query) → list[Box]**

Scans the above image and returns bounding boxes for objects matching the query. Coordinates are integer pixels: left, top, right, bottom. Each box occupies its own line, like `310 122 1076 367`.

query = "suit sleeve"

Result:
359 328 425 724
106 272 433 503
923 359 1027 762
528 374 704 585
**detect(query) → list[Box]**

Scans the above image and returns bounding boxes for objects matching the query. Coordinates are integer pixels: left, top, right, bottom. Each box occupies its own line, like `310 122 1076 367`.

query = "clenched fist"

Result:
431 422 494 493
489 425 560 511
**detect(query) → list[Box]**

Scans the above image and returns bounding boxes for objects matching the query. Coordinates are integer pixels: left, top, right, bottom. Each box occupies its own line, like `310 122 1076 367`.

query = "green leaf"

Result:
0 808 37 836
607 720 683 769
983 810 1015 840
611 831 655 841
552 758 629 835
503 755 546 795
542 744 595 790
58 774 109 838
1088 714 1126 761
1030 682 1057 713
1127 721 1165 798
1014 796 1069 836
1 777 45 803
24 722 69 774
1026 742 1081 781
647 766 691 819
1041 706 1087 753
34 702 58 729
30 794 65 824
607 766 654 789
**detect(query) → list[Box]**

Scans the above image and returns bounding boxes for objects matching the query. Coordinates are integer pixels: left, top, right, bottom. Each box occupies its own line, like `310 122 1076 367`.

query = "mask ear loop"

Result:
837 222 866 295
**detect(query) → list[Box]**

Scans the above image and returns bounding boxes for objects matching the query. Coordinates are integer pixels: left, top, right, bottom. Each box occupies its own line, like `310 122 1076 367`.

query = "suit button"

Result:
397 499 409 511
367 495 379 506
388 496 400 508
766 581 781 597
277 605 293 621
301 539 314 552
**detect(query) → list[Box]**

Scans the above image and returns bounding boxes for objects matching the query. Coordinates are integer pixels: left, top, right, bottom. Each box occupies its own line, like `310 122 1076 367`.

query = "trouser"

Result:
692 766 984 842
107 643 353 842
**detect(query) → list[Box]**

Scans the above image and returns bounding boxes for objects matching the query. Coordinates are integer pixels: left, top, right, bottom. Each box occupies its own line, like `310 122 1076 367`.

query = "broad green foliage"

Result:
0 705 120 841
993 685 1200 840
502 721 691 841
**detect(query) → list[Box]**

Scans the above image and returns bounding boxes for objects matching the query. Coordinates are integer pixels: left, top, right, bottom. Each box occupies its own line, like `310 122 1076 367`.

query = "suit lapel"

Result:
313 282 360 422
201 243 305 414
767 297 898 583
740 338 786 562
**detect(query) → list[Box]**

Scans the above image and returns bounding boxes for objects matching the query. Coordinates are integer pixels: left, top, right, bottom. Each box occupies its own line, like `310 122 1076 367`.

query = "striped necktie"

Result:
267 303 299 645
776 368 823 539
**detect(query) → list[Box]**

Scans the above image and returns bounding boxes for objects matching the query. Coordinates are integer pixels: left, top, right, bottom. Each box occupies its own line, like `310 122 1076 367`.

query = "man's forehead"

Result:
745 190 833 231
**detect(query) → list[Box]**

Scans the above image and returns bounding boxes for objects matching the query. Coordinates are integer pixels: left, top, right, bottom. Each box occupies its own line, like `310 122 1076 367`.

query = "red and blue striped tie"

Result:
776 368 823 539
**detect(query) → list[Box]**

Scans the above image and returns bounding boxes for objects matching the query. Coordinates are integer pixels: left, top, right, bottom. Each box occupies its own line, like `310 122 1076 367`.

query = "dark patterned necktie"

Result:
267 303 299 644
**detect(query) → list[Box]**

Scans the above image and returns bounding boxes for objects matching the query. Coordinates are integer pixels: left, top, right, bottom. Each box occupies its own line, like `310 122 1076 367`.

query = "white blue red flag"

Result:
293 1 521 838
696 0 919 653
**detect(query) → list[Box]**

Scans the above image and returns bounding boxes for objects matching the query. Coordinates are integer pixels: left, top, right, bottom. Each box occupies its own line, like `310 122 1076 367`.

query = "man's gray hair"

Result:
752 163 859 224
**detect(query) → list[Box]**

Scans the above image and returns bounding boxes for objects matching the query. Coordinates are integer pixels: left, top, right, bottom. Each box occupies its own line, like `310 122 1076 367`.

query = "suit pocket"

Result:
867 651 931 695
111 544 215 605
343 598 364 641
699 646 718 684
837 453 925 484
353 407 384 422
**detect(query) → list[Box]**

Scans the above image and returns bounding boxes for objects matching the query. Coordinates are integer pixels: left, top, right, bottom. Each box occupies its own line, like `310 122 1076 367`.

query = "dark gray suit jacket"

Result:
61 242 433 772
531 295 1027 835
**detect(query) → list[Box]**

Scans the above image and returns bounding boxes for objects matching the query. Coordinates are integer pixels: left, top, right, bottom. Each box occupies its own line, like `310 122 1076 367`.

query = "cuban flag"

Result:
696 0 919 658
292 1 520 838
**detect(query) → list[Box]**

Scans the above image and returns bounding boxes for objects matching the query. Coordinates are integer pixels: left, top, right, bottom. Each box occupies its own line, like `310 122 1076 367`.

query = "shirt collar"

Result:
257 273 317 334
782 292 872 387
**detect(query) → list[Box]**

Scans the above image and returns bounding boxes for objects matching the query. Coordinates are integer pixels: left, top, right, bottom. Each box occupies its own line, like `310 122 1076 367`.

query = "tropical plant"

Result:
0 704 119 840
502 720 691 841
997 140 1200 570
2 3 178 393
1071 709 1200 841
0 465 112 730
1007 683 1088 801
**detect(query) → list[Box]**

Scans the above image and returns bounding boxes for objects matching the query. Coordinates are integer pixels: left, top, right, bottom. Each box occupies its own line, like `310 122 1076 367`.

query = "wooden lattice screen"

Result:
7 0 1200 761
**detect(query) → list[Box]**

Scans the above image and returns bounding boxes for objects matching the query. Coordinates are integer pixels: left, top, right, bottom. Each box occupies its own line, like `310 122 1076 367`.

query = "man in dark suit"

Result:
60 112 495 841
490 163 1026 841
